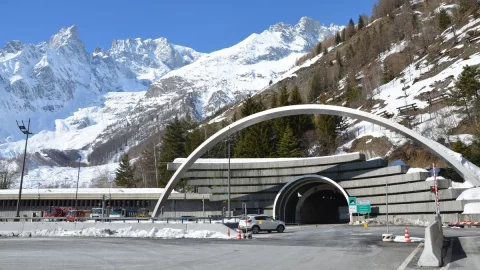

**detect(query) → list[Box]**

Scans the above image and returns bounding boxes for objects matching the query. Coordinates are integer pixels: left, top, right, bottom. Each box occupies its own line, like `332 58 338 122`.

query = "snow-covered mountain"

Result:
144 17 342 117
0 25 203 144
0 17 341 187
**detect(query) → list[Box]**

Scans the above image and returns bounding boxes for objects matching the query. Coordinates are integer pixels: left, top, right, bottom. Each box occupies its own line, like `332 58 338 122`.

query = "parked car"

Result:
239 215 285 234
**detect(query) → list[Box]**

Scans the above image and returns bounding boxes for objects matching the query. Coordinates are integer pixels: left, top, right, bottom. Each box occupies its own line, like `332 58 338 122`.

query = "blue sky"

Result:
1 0 376 53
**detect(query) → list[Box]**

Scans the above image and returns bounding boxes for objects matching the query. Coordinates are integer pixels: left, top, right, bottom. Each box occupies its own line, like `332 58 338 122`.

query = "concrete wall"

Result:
344 179 451 197
418 220 444 267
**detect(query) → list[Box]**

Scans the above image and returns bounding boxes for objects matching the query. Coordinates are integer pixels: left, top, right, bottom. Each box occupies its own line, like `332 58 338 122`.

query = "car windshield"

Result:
68 210 77 215
111 209 121 215
92 208 102 214
46 209 58 214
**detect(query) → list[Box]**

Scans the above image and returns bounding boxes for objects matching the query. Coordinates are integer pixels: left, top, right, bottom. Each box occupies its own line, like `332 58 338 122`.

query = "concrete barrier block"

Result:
418 220 444 267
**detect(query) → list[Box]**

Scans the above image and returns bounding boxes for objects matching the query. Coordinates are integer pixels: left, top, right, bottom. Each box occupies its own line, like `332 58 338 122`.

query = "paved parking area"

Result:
0 224 479 269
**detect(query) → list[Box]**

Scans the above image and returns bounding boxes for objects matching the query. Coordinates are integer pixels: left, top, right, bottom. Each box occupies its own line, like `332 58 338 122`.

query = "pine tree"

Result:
345 74 361 107
335 32 342 44
279 84 289 106
347 18 356 38
438 9 451 30
115 153 137 188
271 92 278 108
324 47 329 56
158 117 188 187
277 125 304 157
315 93 346 156
358 15 365 30
341 28 347 42
289 85 314 138
449 65 480 122
315 42 323 55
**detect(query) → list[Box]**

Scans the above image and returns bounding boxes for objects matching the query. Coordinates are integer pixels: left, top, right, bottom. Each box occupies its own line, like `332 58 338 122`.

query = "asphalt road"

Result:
0 225 479 270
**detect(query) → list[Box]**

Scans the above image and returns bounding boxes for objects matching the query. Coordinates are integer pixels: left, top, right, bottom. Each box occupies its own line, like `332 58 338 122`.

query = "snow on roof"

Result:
0 188 173 195
457 187 480 201
407 168 428 174
172 152 362 164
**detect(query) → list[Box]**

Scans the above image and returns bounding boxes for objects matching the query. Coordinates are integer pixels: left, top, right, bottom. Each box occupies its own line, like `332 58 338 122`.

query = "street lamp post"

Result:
15 119 32 218
74 156 81 209
227 136 231 218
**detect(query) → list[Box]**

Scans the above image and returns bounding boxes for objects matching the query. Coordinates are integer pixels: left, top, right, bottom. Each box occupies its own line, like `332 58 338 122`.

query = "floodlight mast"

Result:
15 119 32 218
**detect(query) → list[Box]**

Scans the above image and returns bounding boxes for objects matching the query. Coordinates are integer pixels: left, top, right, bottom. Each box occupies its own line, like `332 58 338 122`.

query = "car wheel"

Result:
277 225 285 233
252 226 260 234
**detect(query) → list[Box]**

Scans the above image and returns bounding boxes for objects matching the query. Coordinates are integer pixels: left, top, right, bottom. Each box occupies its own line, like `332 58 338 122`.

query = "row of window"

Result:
0 199 154 209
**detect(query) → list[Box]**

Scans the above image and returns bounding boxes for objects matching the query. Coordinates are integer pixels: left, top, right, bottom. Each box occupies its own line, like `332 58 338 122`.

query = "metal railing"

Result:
0 216 243 224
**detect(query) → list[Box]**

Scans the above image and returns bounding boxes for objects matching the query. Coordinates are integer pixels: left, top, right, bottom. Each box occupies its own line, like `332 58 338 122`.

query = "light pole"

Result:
386 177 389 234
74 156 81 209
15 119 32 218
227 135 231 218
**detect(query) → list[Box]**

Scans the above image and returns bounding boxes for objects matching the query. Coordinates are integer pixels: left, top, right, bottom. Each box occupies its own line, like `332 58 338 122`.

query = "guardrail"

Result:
0 216 243 224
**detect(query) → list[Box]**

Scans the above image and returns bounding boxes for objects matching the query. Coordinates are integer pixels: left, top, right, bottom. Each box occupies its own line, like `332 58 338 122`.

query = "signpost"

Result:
348 197 357 214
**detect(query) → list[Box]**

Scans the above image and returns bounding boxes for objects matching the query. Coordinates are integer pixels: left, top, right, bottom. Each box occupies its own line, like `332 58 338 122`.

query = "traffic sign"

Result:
357 204 371 214
349 205 357 213
357 200 370 205
348 197 357 206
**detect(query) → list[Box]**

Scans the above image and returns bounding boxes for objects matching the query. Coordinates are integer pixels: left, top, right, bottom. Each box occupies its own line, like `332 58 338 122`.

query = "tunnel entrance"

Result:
299 189 348 224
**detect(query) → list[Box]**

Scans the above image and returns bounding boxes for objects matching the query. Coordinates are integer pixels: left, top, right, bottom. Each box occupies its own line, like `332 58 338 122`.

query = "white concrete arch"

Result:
152 104 480 217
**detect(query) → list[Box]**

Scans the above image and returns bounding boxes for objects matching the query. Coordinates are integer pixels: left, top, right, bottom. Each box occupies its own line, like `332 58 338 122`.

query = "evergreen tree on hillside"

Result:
158 117 188 187
358 15 365 30
308 74 321 103
271 92 278 108
438 9 451 30
324 47 329 56
115 153 137 188
279 84 290 106
315 93 346 156
335 32 342 44
341 28 347 42
347 18 356 38
289 86 314 137
315 42 323 55
277 125 304 157
449 65 480 122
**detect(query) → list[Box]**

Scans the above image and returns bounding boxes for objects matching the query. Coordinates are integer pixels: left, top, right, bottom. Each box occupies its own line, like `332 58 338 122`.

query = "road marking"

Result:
397 243 423 270
440 239 454 270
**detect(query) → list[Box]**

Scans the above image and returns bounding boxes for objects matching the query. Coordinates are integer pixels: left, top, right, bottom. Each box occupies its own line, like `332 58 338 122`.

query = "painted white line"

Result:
397 243 424 270
440 239 454 270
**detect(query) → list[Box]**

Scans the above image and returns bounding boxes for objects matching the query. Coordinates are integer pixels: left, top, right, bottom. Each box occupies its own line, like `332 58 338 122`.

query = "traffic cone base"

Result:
404 226 411 243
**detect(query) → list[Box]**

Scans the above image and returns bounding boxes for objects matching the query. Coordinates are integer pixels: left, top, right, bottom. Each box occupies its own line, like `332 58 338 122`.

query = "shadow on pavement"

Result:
449 237 467 264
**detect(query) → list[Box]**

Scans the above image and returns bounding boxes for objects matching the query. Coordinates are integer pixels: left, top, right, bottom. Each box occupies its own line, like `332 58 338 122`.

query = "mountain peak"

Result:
48 25 79 48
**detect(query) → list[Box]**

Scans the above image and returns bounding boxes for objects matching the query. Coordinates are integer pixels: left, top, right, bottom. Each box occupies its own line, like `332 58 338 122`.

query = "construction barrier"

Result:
418 220 444 267
449 221 480 226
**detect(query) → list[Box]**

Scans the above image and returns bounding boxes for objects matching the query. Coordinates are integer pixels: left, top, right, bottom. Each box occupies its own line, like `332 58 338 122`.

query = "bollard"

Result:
364 223 368 228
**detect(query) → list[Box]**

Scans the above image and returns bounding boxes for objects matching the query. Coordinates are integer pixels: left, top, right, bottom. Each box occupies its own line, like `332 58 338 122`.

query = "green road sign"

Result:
348 197 357 206
357 204 371 214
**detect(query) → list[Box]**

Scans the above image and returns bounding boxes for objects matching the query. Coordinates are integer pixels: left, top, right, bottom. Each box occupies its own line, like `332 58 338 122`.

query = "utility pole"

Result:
75 156 81 209
153 141 159 188
386 177 389 234
15 119 32 218
227 136 231 218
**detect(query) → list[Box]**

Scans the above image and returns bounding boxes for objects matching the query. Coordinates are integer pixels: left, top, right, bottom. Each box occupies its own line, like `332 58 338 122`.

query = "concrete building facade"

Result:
168 153 469 223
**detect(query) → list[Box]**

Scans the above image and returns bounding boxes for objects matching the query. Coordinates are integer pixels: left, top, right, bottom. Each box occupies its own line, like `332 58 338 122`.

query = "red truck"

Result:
66 210 88 222
44 207 67 221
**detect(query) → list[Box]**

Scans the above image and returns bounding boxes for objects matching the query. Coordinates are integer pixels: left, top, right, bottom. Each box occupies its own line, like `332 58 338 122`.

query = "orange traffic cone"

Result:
227 228 230 237
404 226 411 243
236 226 242 240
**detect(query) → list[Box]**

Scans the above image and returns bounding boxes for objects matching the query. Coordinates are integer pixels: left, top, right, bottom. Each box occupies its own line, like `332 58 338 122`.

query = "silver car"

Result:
239 215 285 234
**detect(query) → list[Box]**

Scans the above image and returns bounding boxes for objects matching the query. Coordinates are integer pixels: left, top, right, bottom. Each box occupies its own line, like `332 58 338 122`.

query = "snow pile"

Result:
457 187 480 200
451 181 474 189
18 226 230 239
425 176 446 181
462 202 480 214
362 218 431 227
407 168 428 174
394 236 424 243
